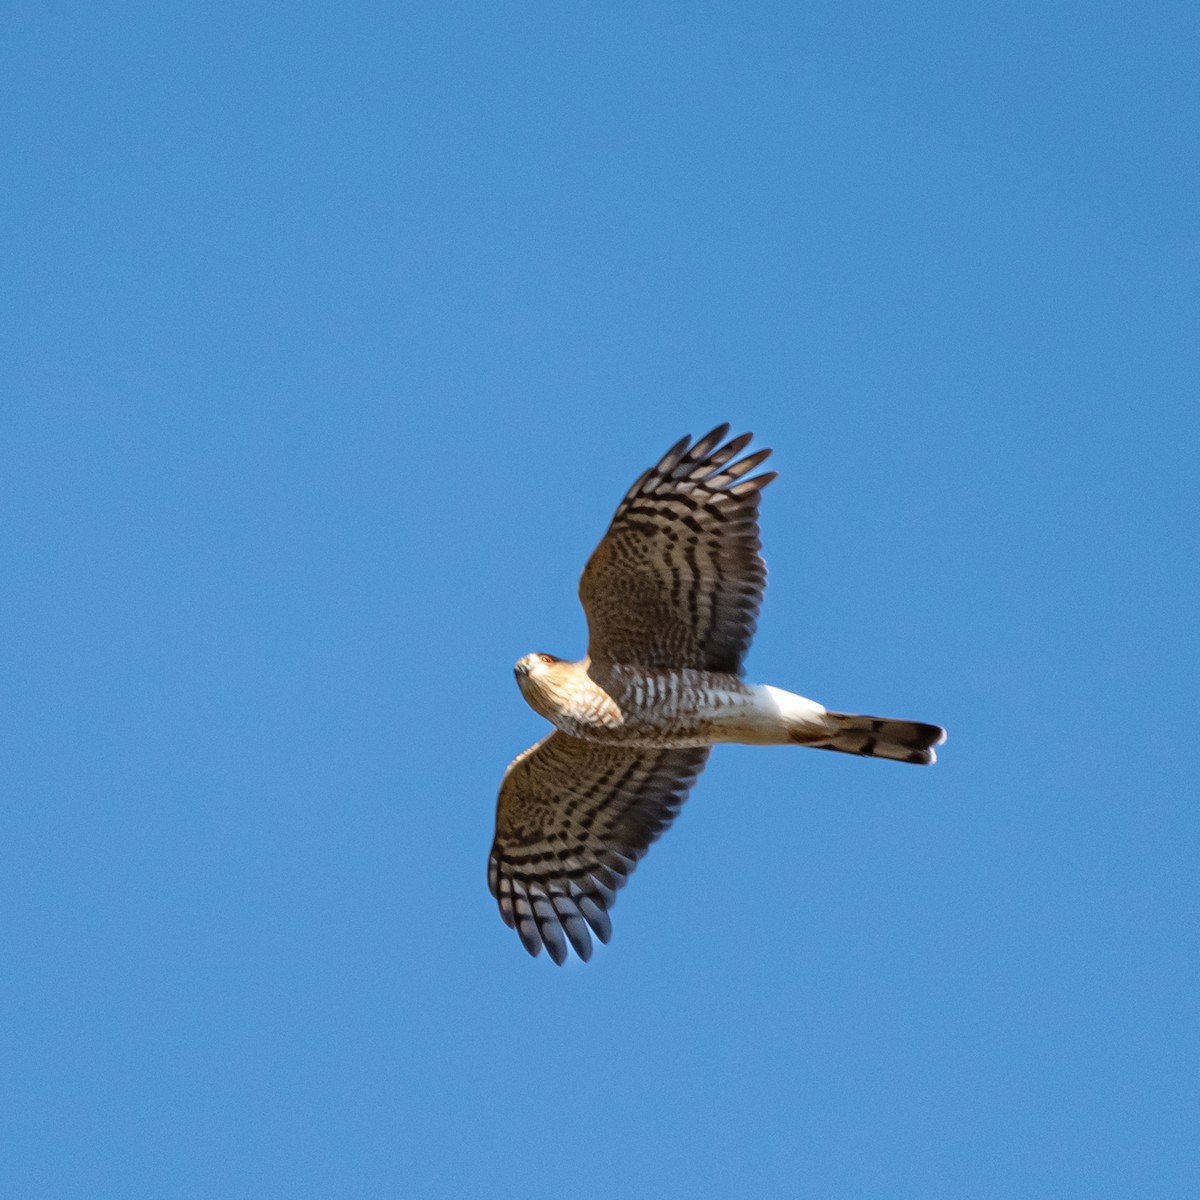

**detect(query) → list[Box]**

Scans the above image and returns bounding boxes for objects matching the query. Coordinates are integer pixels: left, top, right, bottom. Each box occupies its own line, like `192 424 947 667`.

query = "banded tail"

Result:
805 711 947 765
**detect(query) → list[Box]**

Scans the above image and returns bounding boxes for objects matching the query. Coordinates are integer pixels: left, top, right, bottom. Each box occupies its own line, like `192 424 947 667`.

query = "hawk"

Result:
488 425 945 964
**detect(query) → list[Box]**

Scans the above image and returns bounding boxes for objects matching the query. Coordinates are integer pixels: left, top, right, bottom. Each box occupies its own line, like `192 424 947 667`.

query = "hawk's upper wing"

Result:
488 733 711 964
578 425 776 675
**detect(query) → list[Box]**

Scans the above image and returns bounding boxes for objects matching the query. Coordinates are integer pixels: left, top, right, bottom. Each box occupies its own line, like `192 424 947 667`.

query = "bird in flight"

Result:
488 425 945 964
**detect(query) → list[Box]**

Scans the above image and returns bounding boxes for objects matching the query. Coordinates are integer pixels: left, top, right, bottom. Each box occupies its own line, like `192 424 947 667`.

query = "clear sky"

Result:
3 2 1197 1197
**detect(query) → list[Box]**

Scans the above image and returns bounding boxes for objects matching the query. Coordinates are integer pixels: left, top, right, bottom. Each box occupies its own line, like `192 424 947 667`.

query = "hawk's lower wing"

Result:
488 733 711 964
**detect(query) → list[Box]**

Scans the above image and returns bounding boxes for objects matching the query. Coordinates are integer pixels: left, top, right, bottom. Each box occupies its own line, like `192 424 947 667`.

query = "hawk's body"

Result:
489 426 946 964
517 660 829 748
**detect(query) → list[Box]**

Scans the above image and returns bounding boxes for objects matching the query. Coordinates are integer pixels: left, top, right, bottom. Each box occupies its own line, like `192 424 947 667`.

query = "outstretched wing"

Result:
579 424 776 675
488 733 711 964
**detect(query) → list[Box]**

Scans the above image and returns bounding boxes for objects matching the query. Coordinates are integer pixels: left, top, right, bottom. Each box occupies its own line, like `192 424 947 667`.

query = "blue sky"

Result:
3 2 1197 1196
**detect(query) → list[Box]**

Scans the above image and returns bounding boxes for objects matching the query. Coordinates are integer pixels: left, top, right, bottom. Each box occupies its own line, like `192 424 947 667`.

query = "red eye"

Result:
540 654 554 664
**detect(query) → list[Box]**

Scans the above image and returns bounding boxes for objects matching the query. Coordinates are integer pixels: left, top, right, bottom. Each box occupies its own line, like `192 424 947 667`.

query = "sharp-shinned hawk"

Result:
488 425 946 964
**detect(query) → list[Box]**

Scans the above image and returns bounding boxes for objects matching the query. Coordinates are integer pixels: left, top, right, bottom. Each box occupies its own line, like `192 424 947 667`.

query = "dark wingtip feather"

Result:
726 470 777 497
684 431 753 482
687 423 732 462
656 434 693 478
554 896 594 962
577 895 613 944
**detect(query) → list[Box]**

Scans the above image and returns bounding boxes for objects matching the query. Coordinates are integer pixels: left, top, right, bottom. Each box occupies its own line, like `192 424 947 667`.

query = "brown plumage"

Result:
489 425 946 964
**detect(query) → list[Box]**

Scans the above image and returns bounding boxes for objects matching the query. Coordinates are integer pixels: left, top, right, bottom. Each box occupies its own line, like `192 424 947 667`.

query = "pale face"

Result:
512 653 567 718
514 652 558 680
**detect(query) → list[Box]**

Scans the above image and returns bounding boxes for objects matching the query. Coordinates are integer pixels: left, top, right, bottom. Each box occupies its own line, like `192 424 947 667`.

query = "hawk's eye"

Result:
540 654 554 664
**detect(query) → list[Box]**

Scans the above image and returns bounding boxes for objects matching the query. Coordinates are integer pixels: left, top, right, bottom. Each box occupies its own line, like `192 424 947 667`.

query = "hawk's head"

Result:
514 652 559 679
513 653 568 718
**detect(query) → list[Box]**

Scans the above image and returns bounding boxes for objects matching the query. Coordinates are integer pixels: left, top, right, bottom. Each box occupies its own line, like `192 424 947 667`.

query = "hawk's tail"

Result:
802 711 947 765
